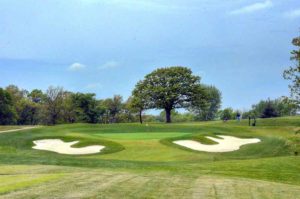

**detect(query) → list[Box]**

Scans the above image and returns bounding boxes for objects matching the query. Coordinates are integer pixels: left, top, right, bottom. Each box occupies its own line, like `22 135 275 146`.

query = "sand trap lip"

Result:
173 135 261 152
32 139 105 155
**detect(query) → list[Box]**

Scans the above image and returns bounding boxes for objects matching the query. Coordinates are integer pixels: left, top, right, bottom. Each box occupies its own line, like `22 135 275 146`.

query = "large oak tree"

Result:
132 66 206 123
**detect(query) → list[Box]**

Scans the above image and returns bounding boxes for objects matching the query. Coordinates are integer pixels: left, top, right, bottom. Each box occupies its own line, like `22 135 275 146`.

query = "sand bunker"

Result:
173 135 260 152
32 139 105 155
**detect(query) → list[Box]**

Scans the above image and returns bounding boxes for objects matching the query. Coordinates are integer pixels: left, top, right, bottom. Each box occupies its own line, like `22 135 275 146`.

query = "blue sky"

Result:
0 0 300 112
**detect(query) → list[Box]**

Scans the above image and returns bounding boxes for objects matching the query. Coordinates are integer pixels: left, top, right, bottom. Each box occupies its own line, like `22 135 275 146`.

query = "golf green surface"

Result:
0 117 299 198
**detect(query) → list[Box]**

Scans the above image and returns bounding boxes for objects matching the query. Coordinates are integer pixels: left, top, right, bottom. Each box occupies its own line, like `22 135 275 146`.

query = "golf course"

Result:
1 1 300 198
0 116 299 198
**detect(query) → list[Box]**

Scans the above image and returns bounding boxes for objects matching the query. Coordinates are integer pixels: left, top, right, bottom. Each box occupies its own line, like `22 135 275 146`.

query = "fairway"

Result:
0 117 299 198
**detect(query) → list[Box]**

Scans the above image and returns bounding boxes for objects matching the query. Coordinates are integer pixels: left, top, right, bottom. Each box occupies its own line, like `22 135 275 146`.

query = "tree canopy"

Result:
190 85 222 121
242 97 298 119
0 88 17 125
132 66 208 123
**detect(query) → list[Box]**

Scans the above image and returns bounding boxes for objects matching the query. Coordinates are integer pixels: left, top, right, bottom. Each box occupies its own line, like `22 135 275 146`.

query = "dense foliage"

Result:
242 97 298 119
132 66 215 123
0 81 222 125
0 88 17 125
0 85 138 125
190 85 222 121
0 80 218 124
219 108 236 120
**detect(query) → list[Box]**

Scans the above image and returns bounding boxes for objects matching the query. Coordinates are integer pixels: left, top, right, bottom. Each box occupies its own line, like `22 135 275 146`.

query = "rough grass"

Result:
0 116 299 198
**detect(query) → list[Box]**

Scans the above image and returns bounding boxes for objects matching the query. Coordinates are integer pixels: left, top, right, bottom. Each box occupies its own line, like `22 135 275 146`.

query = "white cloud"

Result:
68 63 86 71
230 0 273 15
284 9 300 19
85 83 103 89
98 61 119 70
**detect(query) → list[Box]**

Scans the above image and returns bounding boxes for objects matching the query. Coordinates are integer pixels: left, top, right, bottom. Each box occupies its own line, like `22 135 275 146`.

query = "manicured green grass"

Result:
0 116 299 198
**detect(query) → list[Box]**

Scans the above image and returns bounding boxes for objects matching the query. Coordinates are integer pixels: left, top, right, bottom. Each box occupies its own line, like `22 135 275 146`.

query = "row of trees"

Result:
0 85 138 125
0 67 222 125
242 97 298 119
217 97 298 121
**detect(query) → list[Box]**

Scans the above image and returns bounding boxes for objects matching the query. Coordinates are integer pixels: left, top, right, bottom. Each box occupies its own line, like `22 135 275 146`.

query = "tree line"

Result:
218 97 298 121
0 85 131 125
0 67 222 125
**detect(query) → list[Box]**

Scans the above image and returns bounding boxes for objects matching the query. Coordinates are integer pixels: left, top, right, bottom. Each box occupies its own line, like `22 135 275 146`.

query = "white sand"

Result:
173 135 260 152
32 139 105 155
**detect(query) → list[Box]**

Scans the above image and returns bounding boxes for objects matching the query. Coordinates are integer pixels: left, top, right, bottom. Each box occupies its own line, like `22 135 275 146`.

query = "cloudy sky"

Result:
0 0 299 111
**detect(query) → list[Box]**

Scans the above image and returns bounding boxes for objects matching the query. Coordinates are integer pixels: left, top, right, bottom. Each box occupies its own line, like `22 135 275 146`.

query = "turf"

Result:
0 117 299 198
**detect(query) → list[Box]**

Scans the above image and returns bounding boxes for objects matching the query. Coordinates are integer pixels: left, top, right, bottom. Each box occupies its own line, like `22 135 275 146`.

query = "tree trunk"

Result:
139 109 143 124
165 108 171 123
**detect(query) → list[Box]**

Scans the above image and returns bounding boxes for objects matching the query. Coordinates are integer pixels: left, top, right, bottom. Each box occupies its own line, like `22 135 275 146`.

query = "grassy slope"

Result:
0 117 299 198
